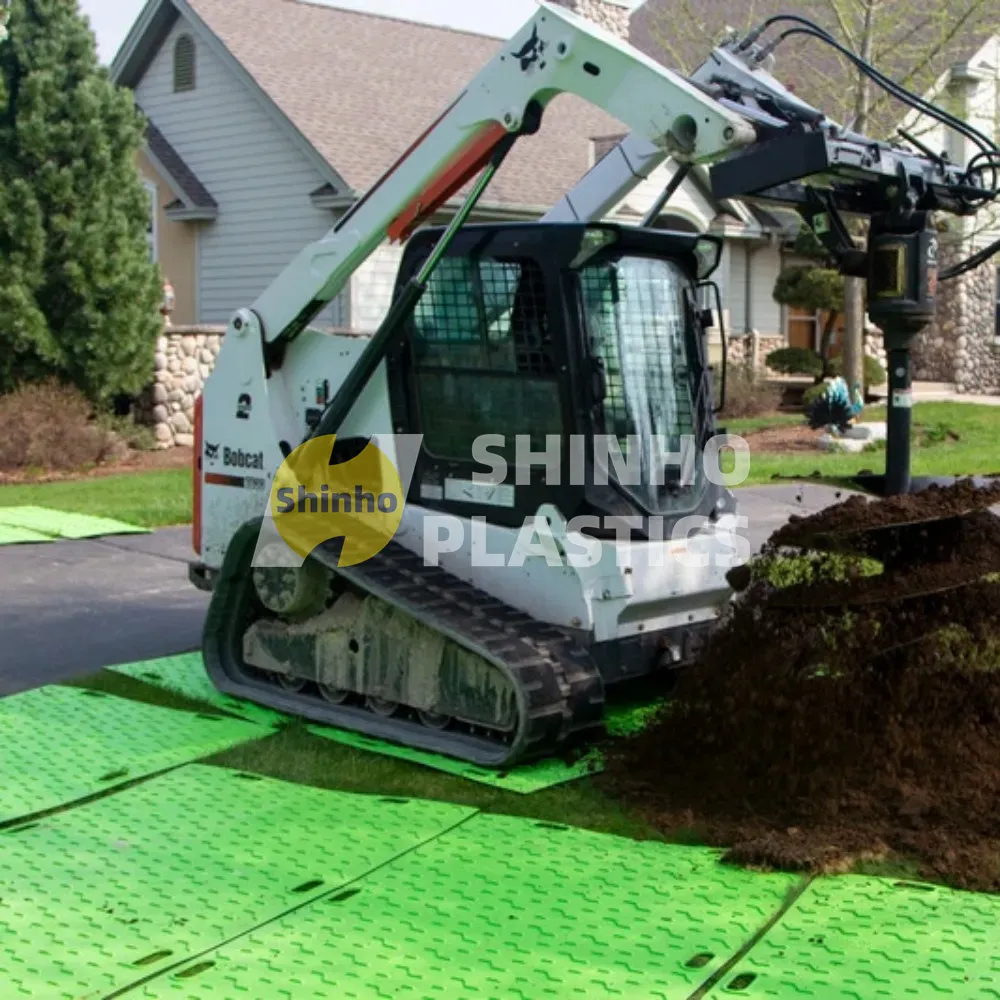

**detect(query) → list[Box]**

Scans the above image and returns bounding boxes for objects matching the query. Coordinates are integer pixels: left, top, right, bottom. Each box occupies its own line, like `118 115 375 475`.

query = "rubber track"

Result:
204 521 605 768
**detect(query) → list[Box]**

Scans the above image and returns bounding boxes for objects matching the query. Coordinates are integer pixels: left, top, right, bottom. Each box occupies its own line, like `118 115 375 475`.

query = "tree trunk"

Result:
842 0 876 400
819 311 840 378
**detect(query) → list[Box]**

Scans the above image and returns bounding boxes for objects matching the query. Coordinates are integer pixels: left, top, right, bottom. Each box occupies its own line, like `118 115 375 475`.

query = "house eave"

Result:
165 204 218 222
111 0 179 86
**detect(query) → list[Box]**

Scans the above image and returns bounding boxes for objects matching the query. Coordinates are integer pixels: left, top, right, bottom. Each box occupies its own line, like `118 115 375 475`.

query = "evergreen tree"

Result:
0 0 161 405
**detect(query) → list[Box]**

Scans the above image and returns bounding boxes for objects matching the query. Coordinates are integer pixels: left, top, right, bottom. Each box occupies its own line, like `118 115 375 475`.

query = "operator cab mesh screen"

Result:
412 257 562 462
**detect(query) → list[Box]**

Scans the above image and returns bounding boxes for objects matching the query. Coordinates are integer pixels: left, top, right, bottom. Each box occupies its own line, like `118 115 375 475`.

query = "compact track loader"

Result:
192 3 999 766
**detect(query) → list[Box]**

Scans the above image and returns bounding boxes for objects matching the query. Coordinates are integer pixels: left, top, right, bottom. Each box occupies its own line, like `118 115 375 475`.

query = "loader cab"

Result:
386 222 733 535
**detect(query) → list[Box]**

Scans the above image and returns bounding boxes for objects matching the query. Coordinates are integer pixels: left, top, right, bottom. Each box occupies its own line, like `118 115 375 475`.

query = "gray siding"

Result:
136 17 347 326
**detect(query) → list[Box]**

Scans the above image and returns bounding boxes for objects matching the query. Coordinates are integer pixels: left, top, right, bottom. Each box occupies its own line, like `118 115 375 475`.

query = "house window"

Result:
174 35 196 92
143 179 158 263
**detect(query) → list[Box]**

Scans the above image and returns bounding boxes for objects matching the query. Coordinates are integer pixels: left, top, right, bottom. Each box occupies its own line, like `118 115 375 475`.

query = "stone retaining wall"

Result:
135 325 225 448
724 330 886 378
912 238 1000 393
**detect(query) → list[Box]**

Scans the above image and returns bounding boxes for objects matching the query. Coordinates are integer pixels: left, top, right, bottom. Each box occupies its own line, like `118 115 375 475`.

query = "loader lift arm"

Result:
236 2 753 354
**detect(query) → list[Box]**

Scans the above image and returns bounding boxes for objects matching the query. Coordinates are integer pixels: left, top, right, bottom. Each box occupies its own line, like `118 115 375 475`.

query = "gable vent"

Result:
173 35 196 93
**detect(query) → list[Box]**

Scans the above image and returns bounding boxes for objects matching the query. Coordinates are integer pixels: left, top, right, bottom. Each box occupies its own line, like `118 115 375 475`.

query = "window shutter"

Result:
174 35 196 93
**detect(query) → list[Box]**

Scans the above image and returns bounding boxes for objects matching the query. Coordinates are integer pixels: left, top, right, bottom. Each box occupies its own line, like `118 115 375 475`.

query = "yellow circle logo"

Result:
270 436 405 566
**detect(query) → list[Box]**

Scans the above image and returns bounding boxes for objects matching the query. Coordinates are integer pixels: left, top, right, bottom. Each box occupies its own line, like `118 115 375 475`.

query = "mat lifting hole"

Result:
329 888 363 903
133 950 174 968
535 822 569 831
894 881 936 891
99 769 130 782
727 973 757 992
685 953 714 969
234 773 264 781
80 690 109 698
174 961 216 980
292 879 325 894
379 797 410 805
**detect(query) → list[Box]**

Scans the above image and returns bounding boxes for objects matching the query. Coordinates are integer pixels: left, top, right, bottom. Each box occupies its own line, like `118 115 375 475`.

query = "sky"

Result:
80 0 549 64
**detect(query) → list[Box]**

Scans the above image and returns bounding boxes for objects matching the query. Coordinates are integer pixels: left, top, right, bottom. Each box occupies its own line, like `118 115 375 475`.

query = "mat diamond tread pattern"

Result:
0 687 266 822
135 813 801 1000
109 653 286 726
0 765 475 1000
0 505 148 541
707 875 1000 998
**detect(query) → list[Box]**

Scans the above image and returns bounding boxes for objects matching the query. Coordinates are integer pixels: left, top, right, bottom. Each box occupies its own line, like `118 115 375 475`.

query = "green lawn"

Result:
0 403 994 528
728 402 1000 486
0 468 191 528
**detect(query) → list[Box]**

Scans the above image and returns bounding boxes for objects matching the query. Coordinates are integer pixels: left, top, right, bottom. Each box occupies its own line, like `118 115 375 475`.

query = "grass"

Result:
0 468 191 528
731 402 1000 487
1 402 991 529
69 667 667 842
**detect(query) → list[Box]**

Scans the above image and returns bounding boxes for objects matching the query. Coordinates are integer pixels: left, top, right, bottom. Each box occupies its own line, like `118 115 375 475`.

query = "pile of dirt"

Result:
602 480 1000 891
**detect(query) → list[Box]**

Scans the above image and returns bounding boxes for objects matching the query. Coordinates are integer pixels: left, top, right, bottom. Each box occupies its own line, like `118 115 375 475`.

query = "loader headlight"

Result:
695 237 722 280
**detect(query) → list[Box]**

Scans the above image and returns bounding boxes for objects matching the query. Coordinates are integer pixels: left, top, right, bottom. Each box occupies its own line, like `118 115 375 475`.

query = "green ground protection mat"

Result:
0 686 265 822
0 505 148 542
308 697 665 792
707 875 1000 999
137 813 800 1000
108 653 286 726
308 724 602 793
0 521 54 544
0 765 474 1000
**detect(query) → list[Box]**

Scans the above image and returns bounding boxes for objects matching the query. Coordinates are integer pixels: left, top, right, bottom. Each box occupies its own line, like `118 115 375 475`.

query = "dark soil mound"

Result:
602 482 1000 891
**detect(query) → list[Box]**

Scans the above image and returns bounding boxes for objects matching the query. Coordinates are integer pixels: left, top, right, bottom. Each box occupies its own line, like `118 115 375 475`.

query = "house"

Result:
112 0 628 332
113 0 997 391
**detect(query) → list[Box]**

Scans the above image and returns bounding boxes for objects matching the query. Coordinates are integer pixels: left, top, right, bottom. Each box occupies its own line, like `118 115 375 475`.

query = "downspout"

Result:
744 242 754 334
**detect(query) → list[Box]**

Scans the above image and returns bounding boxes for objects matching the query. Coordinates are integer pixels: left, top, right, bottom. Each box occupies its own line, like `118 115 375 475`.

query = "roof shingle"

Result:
144 118 218 209
184 0 624 211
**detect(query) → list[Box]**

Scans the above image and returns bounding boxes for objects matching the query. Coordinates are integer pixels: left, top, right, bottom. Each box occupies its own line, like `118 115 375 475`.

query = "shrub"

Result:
802 383 827 409
720 364 783 419
829 354 887 388
765 347 824 379
0 382 118 471
97 413 159 452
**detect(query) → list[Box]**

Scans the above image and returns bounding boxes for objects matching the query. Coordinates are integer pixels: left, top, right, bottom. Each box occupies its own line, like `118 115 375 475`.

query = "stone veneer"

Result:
725 330 886 379
135 325 225 448
912 239 999 394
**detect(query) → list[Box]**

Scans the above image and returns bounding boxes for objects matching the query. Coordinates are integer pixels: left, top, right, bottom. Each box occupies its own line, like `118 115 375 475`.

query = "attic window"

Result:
174 35 196 93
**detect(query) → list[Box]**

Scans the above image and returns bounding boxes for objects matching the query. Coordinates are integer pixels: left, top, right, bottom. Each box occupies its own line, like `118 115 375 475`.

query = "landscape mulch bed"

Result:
0 447 193 485
602 480 1000 891
741 423 825 454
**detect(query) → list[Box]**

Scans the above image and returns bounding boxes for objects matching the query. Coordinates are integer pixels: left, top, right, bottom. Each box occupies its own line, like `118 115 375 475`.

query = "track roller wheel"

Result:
276 674 307 693
366 697 399 717
319 685 350 705
418 710 452 730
